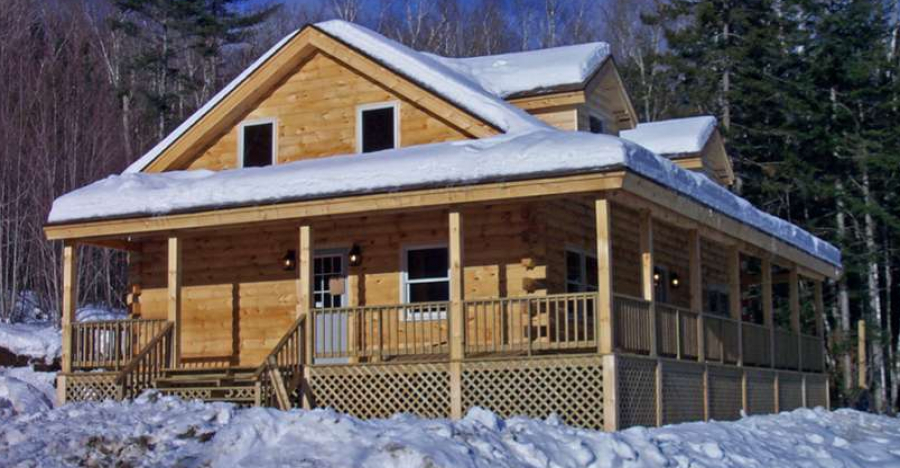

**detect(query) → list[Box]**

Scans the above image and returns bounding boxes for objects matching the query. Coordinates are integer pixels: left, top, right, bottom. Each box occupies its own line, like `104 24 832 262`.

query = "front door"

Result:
313 252 347 363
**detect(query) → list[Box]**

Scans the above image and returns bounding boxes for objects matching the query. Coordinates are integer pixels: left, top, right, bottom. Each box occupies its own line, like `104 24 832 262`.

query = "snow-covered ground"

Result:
0 389 897 468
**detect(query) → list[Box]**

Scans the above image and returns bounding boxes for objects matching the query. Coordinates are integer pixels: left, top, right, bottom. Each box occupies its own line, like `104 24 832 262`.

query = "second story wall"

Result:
183 51 473 171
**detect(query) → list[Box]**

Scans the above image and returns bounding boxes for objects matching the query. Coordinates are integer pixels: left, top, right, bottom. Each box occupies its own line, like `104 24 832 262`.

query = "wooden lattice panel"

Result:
707 365 742 421
618 356 658 428
660 360 705 425
745 369 775 415
778 372 804 411
804 374 828 409
461 356 604 429
308 362 451 419
66 373 120 402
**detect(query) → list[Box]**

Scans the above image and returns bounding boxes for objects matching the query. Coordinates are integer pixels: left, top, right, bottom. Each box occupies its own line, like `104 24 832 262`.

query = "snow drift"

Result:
0 391 898 468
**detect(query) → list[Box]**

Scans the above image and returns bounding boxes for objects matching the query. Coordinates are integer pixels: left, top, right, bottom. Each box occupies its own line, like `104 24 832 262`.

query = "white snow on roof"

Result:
49 129 841 267
124 29 302 174
621 116 718 156
433 42 611 98
315 20 544 134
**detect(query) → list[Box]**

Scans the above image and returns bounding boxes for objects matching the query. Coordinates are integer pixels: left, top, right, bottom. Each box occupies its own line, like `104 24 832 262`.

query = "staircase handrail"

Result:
114 322 174 399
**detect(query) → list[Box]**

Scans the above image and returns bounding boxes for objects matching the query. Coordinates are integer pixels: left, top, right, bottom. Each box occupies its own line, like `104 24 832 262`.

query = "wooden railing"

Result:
704 315 740 364
71 319 167 370
115 322 174 400
774 328 800 369
464 293 597 355
656 303 699 359
800 333 824 372
254 316 306 409
313 302 450 360
613 294 652 354
741 322 771 367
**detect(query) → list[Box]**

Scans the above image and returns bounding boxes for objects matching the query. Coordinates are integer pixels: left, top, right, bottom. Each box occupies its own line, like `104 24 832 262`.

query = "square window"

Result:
407 248 448 281
241 122 274 167
588 115 604 134
566 249 599 293
360 105 396 153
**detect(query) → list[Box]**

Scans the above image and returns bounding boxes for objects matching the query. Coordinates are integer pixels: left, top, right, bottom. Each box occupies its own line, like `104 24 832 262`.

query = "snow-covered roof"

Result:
621 116 718 156
433 42 611 98
49 129 841 267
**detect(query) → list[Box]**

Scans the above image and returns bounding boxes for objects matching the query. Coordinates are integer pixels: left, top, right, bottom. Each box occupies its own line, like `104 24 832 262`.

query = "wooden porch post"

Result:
789 266 801 371
814 280 826 370
639 210 657 357
761 258 774 368
727 247 743 366
167 236 182 367
449 210 464 420
58 241 77 404
688 230 704 361
298 225 314 409
595 198 618 432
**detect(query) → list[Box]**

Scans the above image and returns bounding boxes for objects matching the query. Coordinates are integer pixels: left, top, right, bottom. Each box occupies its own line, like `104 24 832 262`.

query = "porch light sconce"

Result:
670 272 681 289
348 244 363 267
653 268 662 287
282 250 297 271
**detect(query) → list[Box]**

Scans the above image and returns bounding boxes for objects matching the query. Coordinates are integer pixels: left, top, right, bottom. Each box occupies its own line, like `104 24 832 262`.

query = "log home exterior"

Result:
45 21 838 431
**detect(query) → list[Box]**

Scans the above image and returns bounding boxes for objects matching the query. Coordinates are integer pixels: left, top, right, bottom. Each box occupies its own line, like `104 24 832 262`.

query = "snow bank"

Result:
0 392 898 467
621 116 718 156
0 367 56 417
434 42 610 98
49 130 841 267
0 323 61 363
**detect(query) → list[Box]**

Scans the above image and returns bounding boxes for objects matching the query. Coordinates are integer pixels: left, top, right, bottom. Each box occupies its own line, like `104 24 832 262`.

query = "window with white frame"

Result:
402 246 449 320
566 249 598 293
239 119 276 167
357 102 399 153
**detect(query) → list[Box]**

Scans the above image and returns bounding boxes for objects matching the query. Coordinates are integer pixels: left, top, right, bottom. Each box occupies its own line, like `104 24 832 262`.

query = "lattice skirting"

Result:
461 356 604 429
308 362 451 419
707 365 743 421
65 373 120 402
778 372 804 411
804 374 828 408
618 356 658 428
660 361 705 425
745 369 776 415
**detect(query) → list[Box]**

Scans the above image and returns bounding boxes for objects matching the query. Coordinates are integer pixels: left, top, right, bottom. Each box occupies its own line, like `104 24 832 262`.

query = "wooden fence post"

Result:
639 210 657 357
58 241 77 404
449 211 464 420
167 236 182 368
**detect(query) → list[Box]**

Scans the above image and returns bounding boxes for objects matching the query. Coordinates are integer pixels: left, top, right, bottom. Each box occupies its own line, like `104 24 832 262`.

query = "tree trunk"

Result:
862 165 888 412
835 179 854 395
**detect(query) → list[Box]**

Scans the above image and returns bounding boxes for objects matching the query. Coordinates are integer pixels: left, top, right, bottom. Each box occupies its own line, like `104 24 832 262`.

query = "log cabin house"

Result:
45 20 840 431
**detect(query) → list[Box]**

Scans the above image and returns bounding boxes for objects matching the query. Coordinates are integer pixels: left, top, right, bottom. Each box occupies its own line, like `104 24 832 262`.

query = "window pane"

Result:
566 251 582 283
361 107 395 153
243 123 273 167
585 256 598 289
407 248 448 280
589 116 604 134
409 281 449 303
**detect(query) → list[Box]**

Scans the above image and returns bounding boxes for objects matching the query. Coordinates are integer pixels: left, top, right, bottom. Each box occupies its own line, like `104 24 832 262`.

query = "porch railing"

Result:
703 315 740 364
612 294 652 354
774 328 800 369
254 316 306 409
741 322 772 367
312 302 450 360
464 293 597 355
656 303 699 359
800 333 824 372
71 319 168 370
115 322 174 399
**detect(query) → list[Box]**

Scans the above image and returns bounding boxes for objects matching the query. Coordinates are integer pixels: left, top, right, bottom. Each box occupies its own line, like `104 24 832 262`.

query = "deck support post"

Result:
167 236 182 368
639 210 657 357
58 241 77 404
595 198 614 355
298 225 314 409
761 258 774 368
449 211 464 419
727 247 742 366
789 266 801 371
602 353 618 431
689 230 704 362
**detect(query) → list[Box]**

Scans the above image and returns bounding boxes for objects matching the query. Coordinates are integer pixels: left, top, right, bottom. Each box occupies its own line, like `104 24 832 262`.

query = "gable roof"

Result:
50 128 841 269
124 20 550 174
433 42 611 99
620 116 718 157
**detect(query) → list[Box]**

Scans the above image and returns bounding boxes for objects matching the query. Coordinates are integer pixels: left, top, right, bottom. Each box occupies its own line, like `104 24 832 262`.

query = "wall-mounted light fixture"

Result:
670 272 681 289
348 244 363 267
282 250 297 271
653 267 662 287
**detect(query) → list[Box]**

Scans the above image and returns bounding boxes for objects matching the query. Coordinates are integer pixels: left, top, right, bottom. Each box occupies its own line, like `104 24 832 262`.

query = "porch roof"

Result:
47 129 841 268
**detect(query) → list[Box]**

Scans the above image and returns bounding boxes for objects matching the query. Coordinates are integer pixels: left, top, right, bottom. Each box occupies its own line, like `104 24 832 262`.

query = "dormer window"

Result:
357 102 399 153
239 119 276 168
588 115 605 134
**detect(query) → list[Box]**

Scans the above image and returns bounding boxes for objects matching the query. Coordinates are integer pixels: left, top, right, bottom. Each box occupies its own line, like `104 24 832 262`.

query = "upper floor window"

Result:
357 102 399 153
588 115 605 134
240 119 276 167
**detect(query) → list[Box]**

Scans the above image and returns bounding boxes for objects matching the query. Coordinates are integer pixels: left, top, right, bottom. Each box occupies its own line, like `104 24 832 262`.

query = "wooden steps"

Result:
154 368 261 406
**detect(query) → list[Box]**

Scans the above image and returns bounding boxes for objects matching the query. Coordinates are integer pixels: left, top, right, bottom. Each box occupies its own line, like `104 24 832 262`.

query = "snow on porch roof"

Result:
49 130 841 268
620 116 718 156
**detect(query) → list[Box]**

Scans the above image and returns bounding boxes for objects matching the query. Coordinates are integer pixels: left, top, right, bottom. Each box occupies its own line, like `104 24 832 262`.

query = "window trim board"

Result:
356 101 401 153
237 117 278 168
